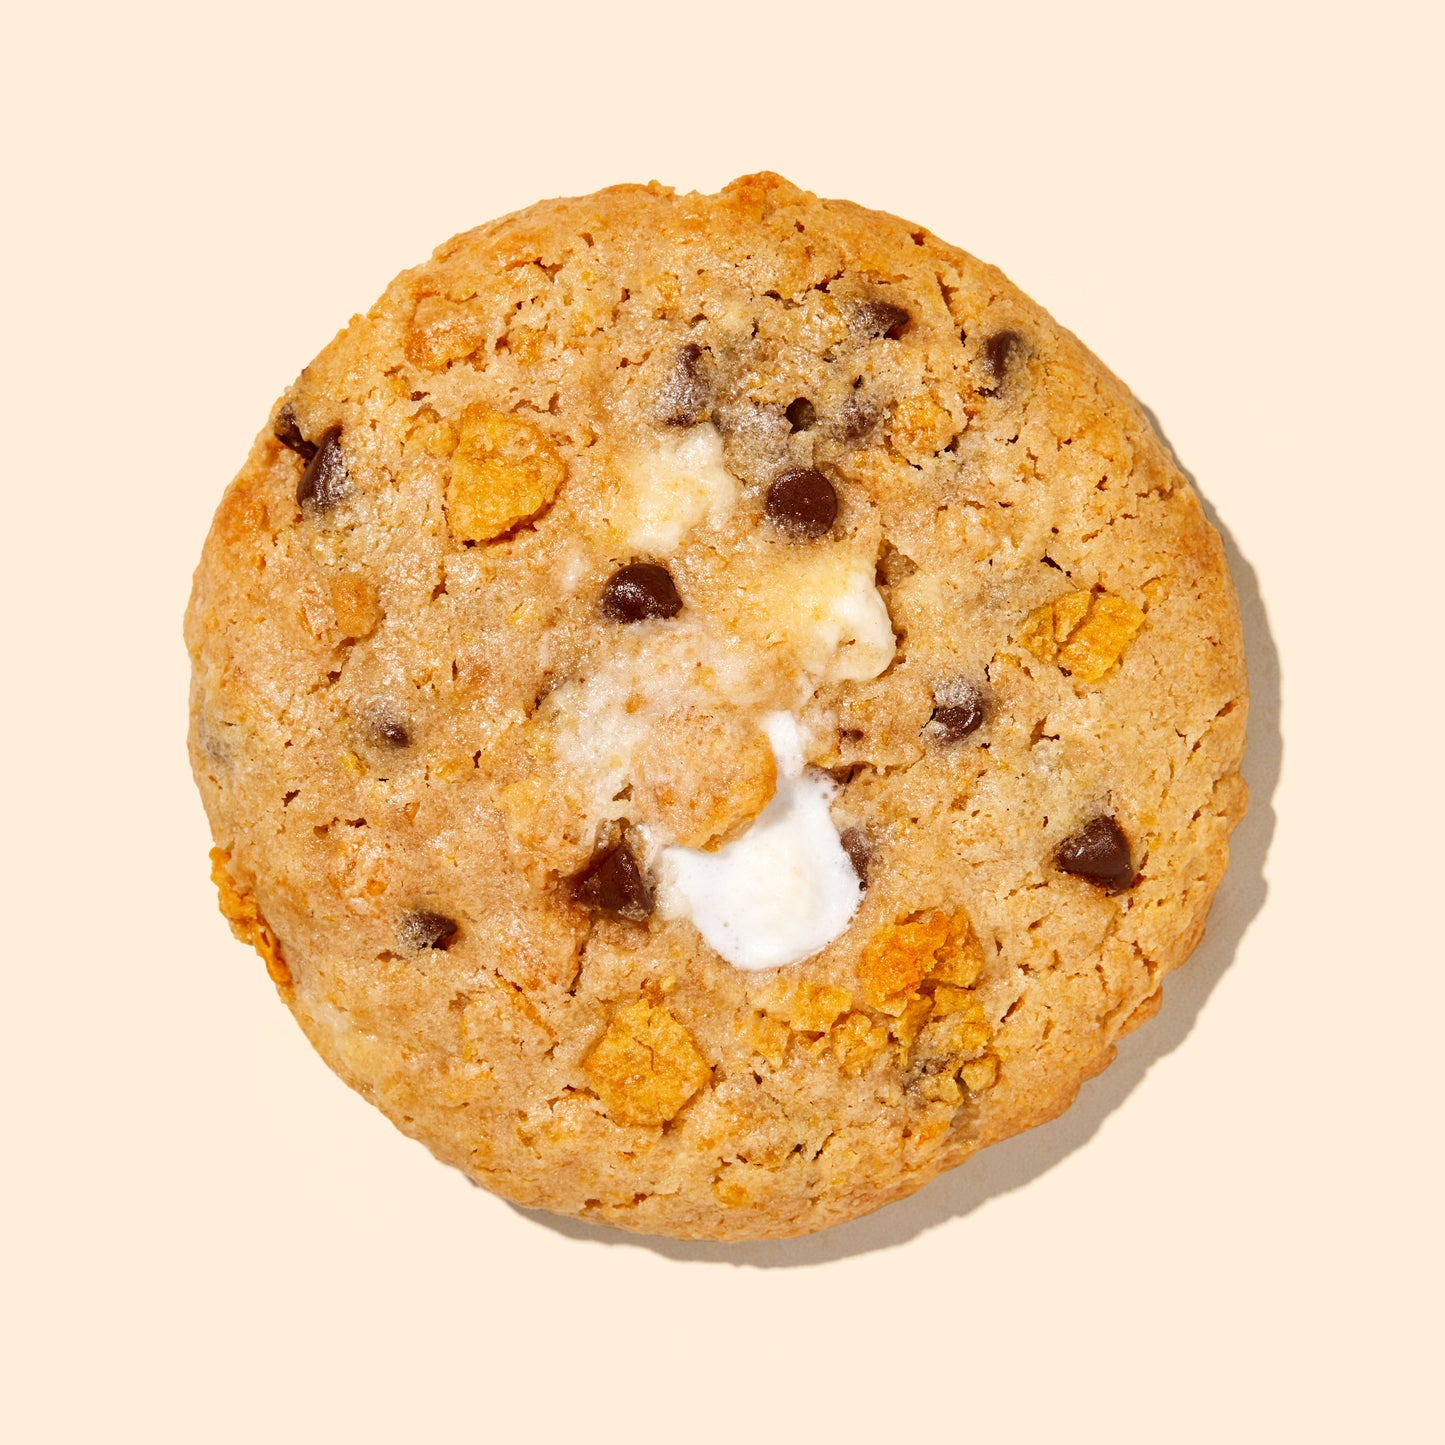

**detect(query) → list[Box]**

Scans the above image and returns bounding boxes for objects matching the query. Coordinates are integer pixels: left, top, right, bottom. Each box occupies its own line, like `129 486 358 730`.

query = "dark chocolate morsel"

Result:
765 468 837 539
983 330 1023 383
1056 815 1134 891
570 841 653 921
855 299 911 340
659 342 712 427
399 909 458 951
785 397 817 433
273 404 317 462
600 562 683 622
840 828 870 887
931 683 986 741
373 717 411 749
296 426 348 511
839 395 877 441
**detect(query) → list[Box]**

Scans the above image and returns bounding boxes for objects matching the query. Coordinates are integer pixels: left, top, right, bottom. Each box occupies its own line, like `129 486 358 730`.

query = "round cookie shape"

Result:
186 174 1247 1241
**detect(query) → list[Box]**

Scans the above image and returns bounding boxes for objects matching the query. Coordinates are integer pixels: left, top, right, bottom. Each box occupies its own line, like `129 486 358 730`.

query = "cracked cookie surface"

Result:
187 173 1247 1240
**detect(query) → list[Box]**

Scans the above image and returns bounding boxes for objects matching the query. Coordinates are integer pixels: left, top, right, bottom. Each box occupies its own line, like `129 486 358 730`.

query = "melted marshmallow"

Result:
658 713 862 970
783 553 897 682
542 617 766 827
617 424 738 552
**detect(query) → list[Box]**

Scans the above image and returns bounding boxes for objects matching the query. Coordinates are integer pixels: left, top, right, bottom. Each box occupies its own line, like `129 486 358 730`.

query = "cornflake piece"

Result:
1018 588 1145 682
929 1006 990 1056
446 405 566 543
960 1054 1001 1093
583 997 711 1127
404 295 490 370
828 1012 891 1075
757 978 853 1034
209 848 290 988
930 983 982 1017
889 993 935 1050
743 1011 791 1068
859 909 980 1013
713 1171 751 1207
1059 594 1148 681
930 913 985 988
329 572 381 639
889 393 955 459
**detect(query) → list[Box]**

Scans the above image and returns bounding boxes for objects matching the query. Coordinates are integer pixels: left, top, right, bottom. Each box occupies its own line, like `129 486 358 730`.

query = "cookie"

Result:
186 174 1247 1240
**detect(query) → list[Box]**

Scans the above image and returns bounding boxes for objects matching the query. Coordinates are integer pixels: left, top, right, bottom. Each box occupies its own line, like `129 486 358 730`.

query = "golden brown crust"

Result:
186 173 1247 1240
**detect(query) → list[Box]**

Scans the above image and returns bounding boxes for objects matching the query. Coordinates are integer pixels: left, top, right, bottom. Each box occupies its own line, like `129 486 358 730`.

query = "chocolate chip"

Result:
659 342 712 426
983 330 1023 384
840 828 870 887
570 841 653 921
399 909 458 951
765 468 837 539
931 683 986 741
296 426 347 511
785 397 816 433
839 393 877 441
373 717 411 749
273 404 317 462
600 562 683 622
855 299 911 340
1056 816 1134 891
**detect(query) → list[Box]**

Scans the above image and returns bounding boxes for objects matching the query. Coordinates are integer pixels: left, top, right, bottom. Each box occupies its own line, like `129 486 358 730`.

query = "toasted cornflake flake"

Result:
583 997 711 1127
209 848 291 988
915 1071 964 1107
960 1054 1001 1092
404 295 490 370
1018 606 1061 664
329 572 381 640
1053 589 1092 642
860 909 979 1014
860 912 948 1013
890 393 956 459
1018 589 1145 681
931 1013 992 1055
423 418 460 459
1058 594 1147 682
828 1012 891 1075
930 983 984 1018
757 979 853 1034
889 993 935 1049
929 912 985 987
446 405 566 543
714 1171 752 1207
743 1011 791 1068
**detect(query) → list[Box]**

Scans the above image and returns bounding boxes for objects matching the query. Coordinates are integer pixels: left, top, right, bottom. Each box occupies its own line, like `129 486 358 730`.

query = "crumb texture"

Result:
186 173 1247 1240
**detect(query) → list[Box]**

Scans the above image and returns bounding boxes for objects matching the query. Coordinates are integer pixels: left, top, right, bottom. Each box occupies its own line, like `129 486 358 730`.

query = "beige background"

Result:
4 1 1440 1439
